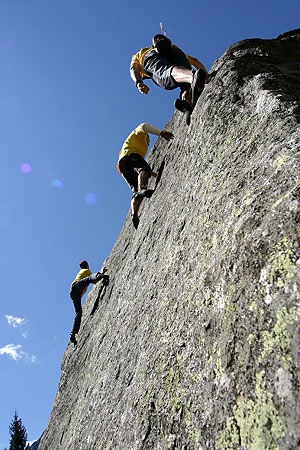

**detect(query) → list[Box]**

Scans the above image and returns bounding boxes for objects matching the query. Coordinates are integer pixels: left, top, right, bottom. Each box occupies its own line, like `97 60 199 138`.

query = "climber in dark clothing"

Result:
69 260 109 345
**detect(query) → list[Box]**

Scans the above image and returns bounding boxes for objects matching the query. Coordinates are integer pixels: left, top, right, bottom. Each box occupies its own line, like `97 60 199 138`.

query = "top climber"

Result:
130 34 209 123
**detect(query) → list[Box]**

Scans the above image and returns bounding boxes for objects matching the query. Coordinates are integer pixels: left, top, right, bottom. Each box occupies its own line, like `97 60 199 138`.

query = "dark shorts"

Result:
143 47 192 91
118 153 152 193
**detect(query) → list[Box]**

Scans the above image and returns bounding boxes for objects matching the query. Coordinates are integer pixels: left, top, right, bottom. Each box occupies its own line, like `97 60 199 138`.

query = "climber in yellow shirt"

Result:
117 123 173 229
69 260 109 345
130 34 208 124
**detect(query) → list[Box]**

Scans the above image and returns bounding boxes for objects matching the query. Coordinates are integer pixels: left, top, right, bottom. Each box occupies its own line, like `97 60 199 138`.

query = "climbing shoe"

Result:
174 98 193 113
70 333 77 345
101 274 110 286
174 98 193 126
191 68 206 107
136 189 154 199
131 213 139 230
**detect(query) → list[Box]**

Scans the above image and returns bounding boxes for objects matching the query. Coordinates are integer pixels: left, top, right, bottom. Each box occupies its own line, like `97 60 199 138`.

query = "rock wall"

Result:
39 30 300 450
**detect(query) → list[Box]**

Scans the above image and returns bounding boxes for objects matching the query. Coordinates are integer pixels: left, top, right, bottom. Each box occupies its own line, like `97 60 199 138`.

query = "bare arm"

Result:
140 123 174 141
130 62 150 94
130 62 141 83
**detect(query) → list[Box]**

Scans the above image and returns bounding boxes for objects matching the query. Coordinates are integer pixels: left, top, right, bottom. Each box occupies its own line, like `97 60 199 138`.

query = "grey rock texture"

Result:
39 30 300 450
29 436 41 450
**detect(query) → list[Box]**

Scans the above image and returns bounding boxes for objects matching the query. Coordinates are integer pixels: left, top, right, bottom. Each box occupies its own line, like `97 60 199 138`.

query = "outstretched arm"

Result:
140 123 173 140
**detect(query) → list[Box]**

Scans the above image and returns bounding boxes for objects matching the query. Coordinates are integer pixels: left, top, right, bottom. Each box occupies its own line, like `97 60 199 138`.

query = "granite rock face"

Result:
39 30 300 450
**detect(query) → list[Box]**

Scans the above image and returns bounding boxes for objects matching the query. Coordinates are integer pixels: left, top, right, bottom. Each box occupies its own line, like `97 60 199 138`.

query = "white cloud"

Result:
0 344 37 363
5 315 25 328
0 343 22 360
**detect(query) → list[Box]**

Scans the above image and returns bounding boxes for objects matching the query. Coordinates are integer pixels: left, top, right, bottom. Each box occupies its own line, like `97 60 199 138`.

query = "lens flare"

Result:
20 163 32 174
85 192 98 206
52 179 64 188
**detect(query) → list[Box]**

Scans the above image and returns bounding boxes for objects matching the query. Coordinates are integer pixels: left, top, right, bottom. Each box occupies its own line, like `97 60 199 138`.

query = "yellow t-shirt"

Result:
116 123 161 173
130 47 153 78
117 124 149 173
73 268 92 296
118 124 150 160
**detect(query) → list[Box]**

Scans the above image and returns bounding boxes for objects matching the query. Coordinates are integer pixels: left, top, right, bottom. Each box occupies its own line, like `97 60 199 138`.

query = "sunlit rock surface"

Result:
39 29 300 450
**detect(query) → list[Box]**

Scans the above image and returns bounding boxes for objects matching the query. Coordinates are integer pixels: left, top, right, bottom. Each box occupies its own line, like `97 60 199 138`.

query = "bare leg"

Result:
138 170 150 190
131 170 152 229
130 196 142 215
130 169 151 215
181 88 192 104
131 196 142 229
171 66 193 84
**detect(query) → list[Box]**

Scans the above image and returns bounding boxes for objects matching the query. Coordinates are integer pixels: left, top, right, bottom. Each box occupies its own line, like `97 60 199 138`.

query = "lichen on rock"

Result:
39 29 300 450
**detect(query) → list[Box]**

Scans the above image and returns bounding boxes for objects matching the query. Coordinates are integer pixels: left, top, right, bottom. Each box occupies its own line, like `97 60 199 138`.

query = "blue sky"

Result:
0 0 299 447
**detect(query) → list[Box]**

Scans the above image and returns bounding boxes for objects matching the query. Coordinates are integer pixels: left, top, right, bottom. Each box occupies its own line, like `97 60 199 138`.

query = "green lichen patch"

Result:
268 237 297 288
274 154 288 170
216 371 285 450
259 304 300 369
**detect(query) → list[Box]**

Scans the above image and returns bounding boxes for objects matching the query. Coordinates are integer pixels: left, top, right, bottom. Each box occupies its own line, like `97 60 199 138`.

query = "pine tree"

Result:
8 411 30 450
